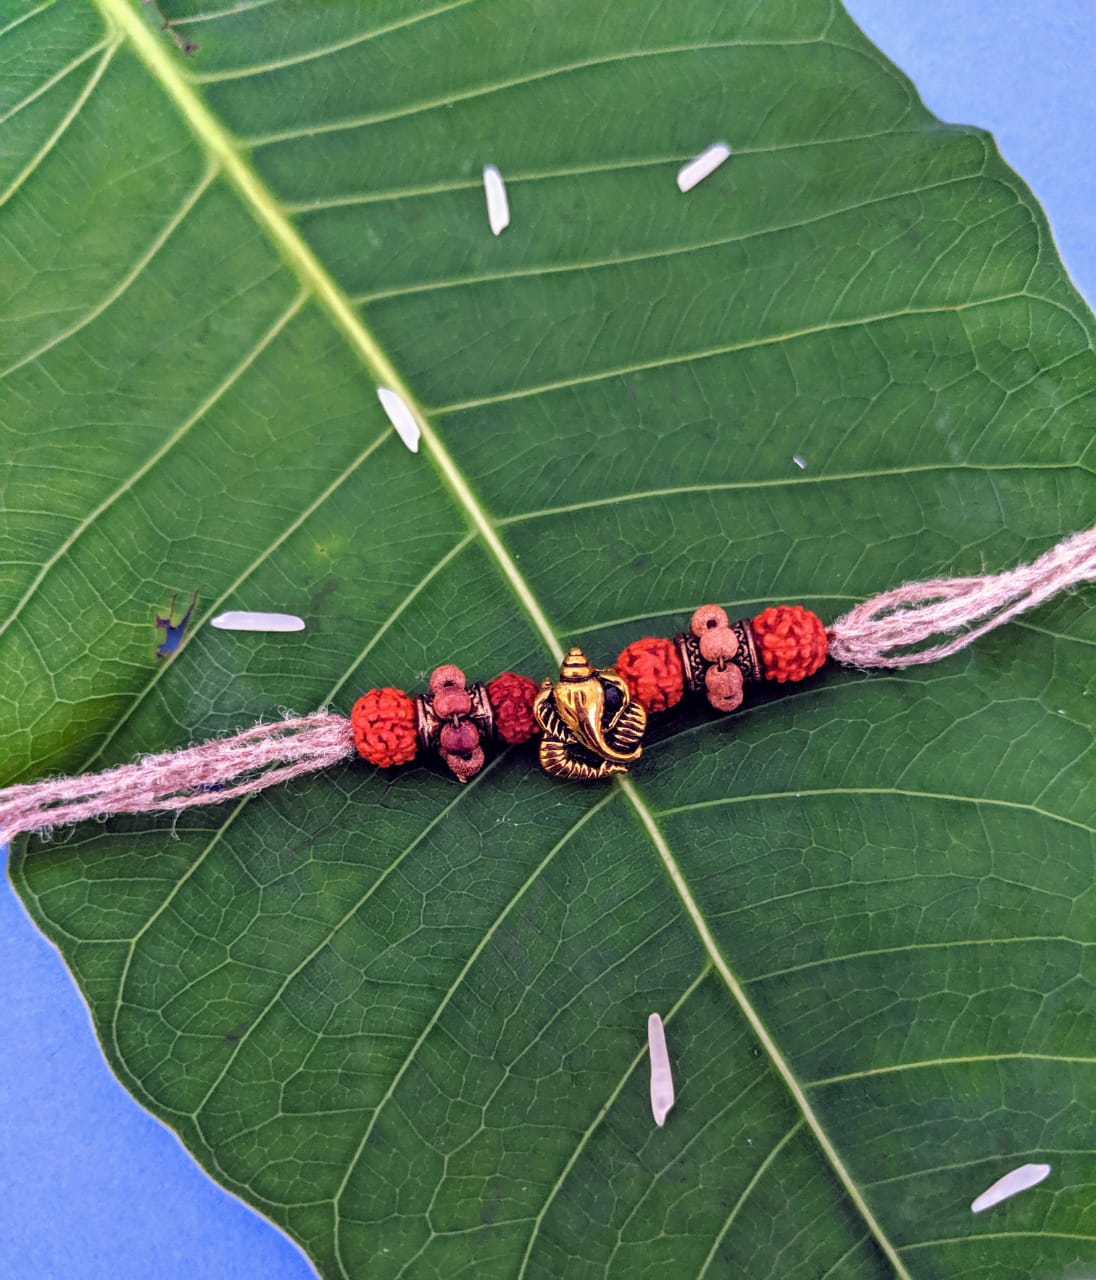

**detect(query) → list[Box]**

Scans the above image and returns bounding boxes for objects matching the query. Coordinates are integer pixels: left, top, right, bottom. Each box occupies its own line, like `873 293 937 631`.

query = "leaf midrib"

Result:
90 1 911 1274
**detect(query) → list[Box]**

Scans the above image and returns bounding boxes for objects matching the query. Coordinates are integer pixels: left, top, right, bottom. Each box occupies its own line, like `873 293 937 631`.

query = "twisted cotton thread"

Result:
0 713 354 841
2 528 1093 842
829 525 1096 668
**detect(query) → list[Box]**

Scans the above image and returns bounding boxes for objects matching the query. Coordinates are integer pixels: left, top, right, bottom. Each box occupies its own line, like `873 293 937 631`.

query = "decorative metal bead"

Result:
675 605 761 704
533 647 647 781
415 666 494 783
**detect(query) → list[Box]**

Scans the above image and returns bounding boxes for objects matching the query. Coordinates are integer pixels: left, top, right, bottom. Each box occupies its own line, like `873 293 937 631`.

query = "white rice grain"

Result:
483 164 510 235
211 612 305 632
377 387 421 452
971 1163 1052 1213
648 1013 675 1127
677 142 731 193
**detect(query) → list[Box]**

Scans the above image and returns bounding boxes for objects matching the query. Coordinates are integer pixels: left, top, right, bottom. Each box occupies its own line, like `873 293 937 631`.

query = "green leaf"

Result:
4 0 1094 1276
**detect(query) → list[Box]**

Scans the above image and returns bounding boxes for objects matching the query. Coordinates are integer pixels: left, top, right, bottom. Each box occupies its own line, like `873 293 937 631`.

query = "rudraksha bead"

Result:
751 605 828 682
615 637 685 714
351 687 418 767
486 671 540 744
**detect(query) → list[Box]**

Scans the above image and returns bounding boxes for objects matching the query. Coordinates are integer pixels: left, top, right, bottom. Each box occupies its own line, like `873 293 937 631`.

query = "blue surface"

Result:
2 4 1093 1278
847 0 1095 304
0 872 317 1280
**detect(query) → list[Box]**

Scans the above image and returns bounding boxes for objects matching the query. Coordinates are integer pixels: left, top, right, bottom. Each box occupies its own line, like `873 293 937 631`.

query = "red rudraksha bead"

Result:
487 671 539 744
751 605 828 683
351 687 418 767
615 636 685 714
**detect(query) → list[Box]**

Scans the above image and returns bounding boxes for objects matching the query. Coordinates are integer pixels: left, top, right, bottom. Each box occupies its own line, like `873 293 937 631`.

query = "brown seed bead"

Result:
705 663 744 712
438 716 484 785
430 664 473 717
441 744 486 784
698 625 739 663
690 604 729 636
439 721 479 756
433 686 472 717
429 664 465 692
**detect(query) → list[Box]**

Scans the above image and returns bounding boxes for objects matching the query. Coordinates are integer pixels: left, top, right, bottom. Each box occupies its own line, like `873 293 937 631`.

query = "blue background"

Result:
2 3 1093 1277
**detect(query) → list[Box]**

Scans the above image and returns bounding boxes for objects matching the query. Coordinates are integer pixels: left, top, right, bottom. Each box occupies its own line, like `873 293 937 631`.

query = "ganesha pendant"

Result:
533 647 647 781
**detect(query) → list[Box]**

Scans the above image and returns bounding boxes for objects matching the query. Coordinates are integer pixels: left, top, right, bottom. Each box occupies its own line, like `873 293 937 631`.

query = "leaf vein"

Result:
495 462 1092 527
330 792 617 1279
695 1120 805 1280
0 0 55 39
656 786 1093 835
1 166 217 379
0 292 306 645
515 965 711 1277
189 0 475 84
903 1231 1096 1250
0 37 111 128
747 935 1092 985
0 40 119 207
189 739 507 1126
429 294 1035 416
244 38 831 146
355 172 991 303
619 778 913 1279
809 1052 1096 1088
283 129 934 214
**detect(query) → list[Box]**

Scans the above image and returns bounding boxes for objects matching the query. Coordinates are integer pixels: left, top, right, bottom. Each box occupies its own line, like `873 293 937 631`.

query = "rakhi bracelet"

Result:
2 526 1094 841
350 599 814 786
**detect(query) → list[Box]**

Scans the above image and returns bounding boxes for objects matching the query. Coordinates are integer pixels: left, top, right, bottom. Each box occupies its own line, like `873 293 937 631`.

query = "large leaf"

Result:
3 0 1094 1276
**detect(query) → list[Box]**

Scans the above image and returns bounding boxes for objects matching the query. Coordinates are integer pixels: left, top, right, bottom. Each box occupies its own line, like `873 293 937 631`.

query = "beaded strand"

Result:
350 604 826 782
